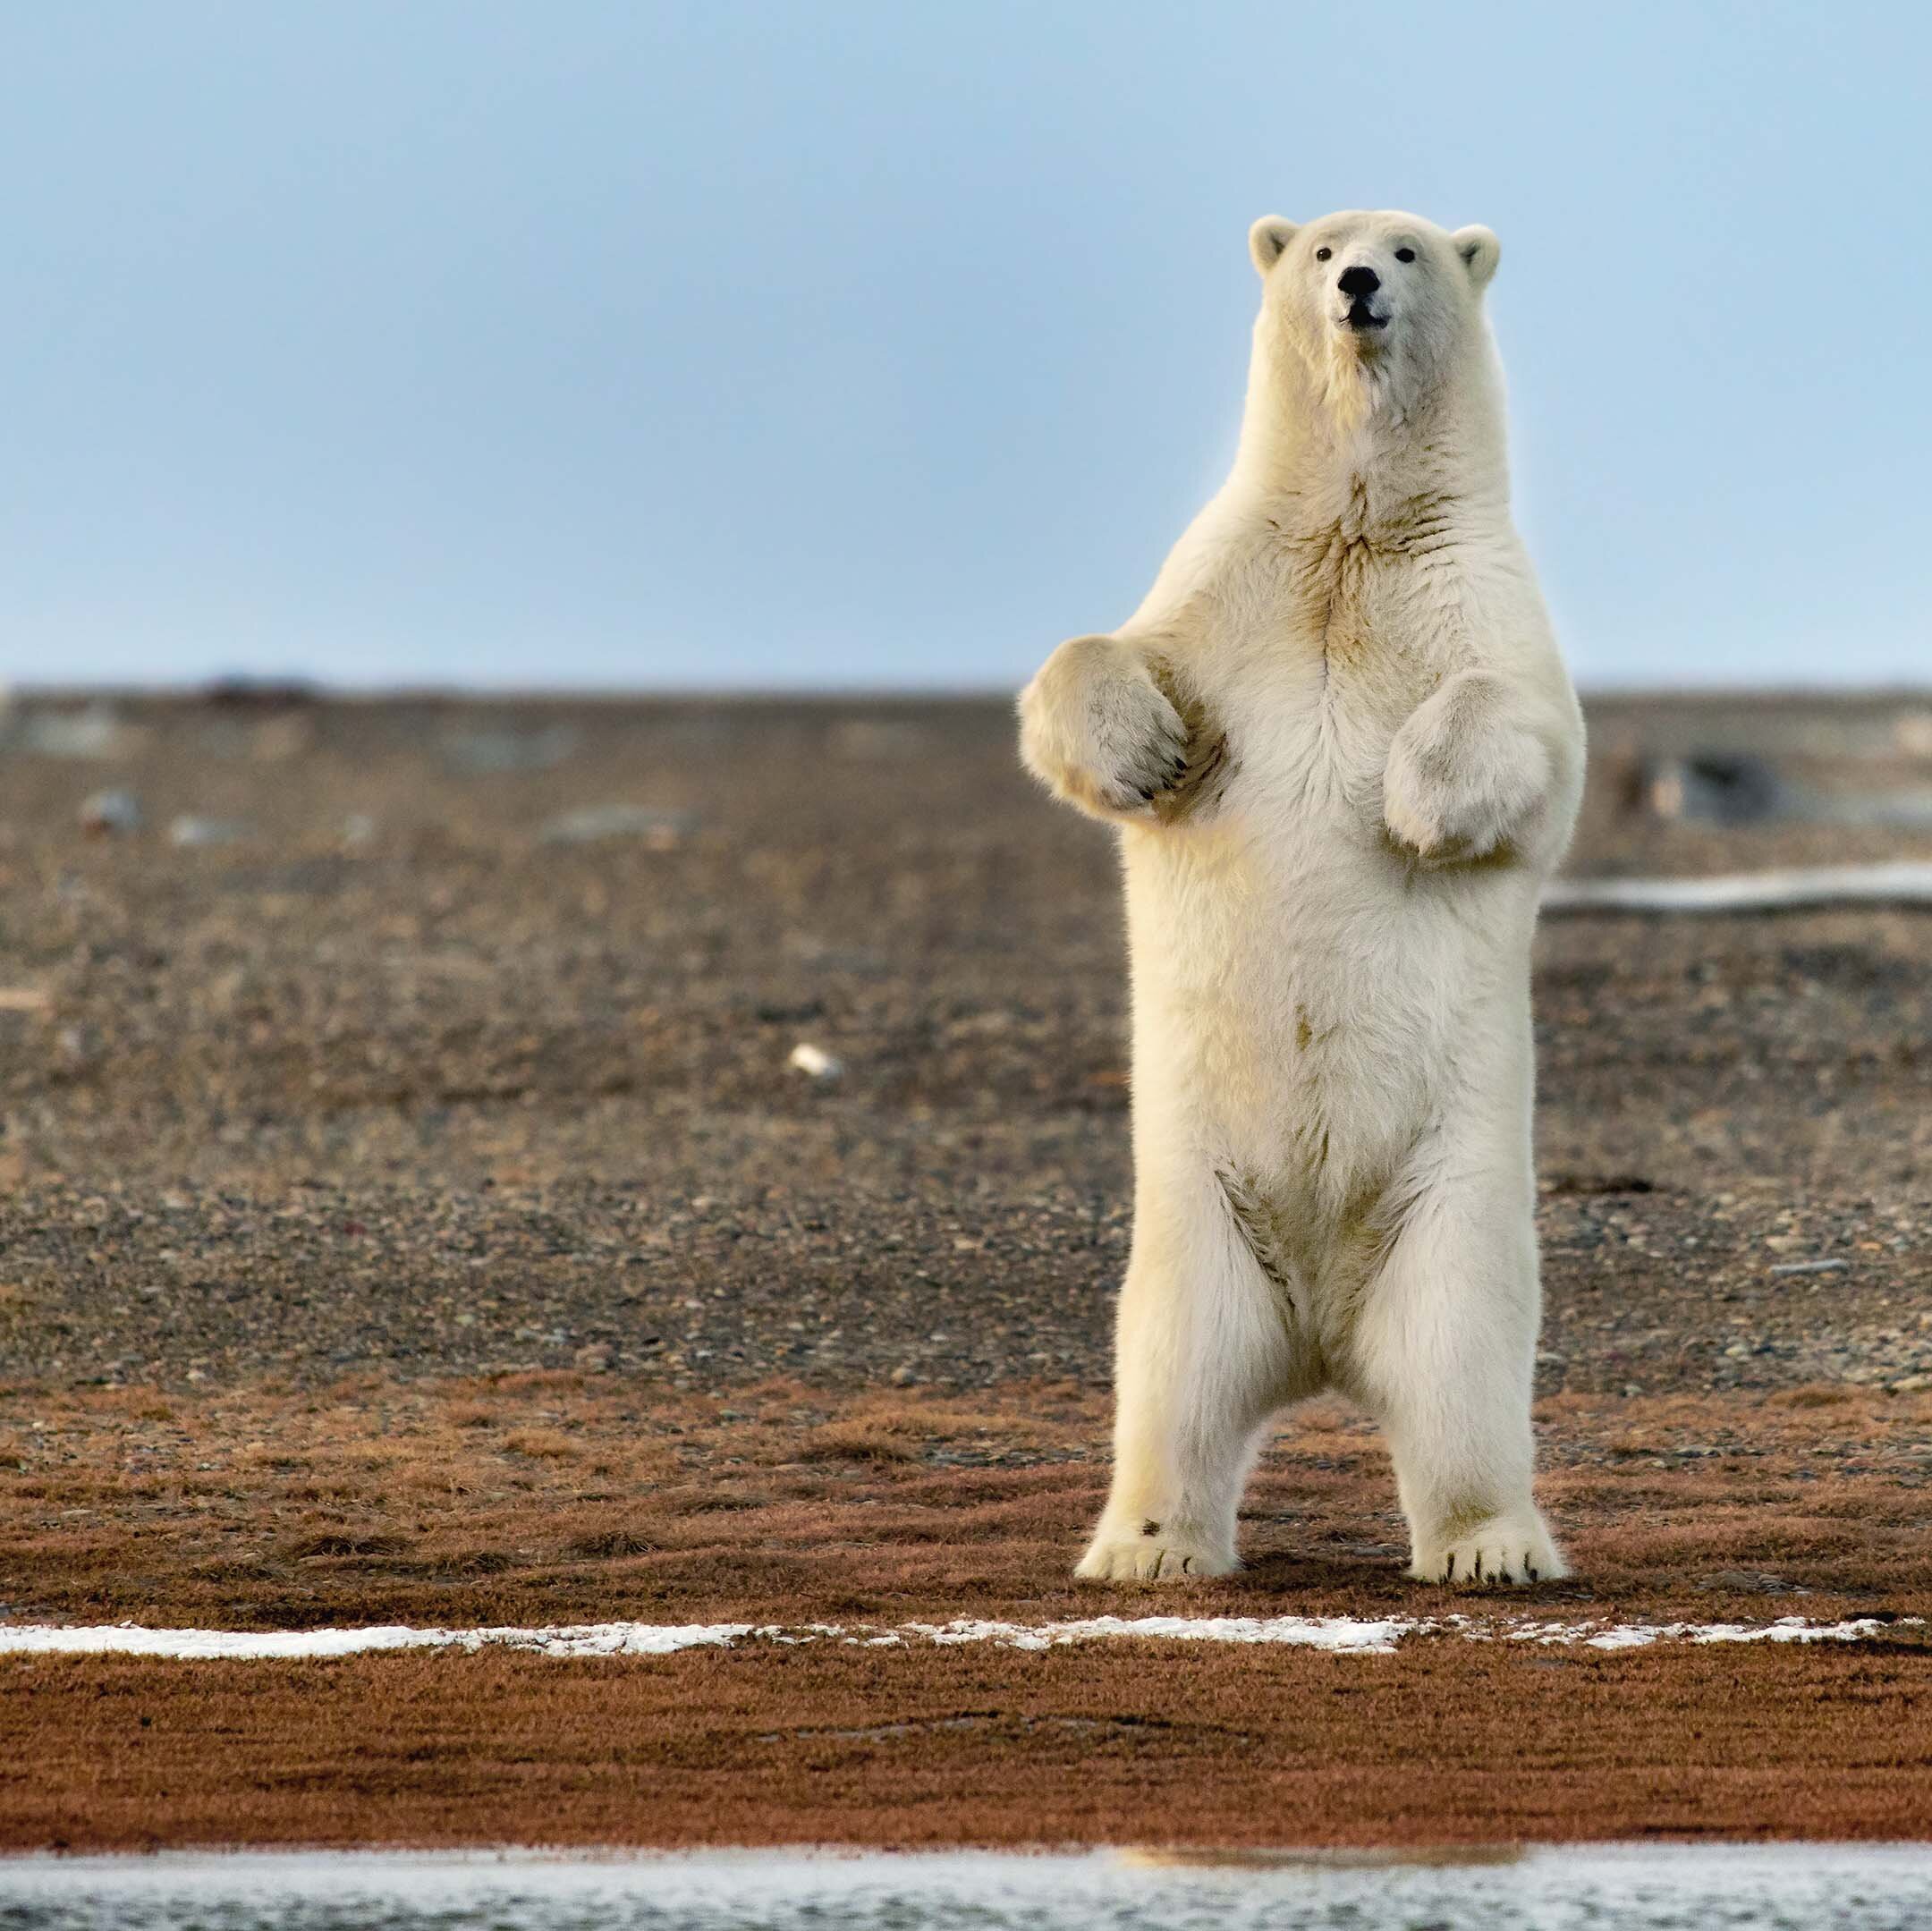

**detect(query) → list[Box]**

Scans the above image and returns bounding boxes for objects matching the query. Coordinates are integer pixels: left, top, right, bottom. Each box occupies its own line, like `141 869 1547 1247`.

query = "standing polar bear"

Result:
1019 209 1584 1588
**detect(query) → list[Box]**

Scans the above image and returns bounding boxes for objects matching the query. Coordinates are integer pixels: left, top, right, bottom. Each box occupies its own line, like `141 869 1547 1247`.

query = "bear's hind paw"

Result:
1075 1523 1238 1584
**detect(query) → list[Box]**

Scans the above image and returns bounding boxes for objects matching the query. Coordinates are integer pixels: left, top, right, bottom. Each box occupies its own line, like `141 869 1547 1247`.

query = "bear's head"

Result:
1246 208 1500 421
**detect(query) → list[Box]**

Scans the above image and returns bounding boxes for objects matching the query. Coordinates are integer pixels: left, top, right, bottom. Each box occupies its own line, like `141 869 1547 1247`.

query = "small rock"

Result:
573 1342 614 1374
79 789 142 836
1768 1258 1850 1277
1889 1373 1932 1394
889 1365 918 1387
788 1042 843 1082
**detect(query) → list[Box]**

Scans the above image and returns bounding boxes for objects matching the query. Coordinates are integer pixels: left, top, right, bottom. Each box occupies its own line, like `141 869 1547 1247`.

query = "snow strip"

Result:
1541 860 1932 916
0 1621 755 1661
1495 1615 1912 1651
0 1613 1913 1662
902 1615 1411 1653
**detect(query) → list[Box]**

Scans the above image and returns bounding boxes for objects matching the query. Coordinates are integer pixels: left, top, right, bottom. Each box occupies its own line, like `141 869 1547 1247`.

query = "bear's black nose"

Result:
1337 265 1381 296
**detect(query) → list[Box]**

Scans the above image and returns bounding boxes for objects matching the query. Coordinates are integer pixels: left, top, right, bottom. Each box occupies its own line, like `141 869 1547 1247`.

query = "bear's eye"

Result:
1394 248 1416 263
1314 246 1332 261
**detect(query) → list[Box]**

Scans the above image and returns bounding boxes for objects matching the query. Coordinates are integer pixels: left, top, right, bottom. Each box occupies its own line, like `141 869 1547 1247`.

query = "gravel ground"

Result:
0 690 1928 1397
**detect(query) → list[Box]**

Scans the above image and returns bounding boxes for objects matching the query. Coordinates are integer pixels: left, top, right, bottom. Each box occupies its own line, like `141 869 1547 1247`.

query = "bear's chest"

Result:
1187 577 1442 837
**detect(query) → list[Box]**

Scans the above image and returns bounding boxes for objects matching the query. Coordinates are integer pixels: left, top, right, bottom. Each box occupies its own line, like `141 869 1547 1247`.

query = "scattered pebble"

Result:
788 1042 843 1082
1768 1259 1851 1277
79 789 142 835
0 693 1927 1405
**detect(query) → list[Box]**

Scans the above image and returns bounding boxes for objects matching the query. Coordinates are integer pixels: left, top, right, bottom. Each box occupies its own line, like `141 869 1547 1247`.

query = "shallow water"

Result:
3 1845 1930 1931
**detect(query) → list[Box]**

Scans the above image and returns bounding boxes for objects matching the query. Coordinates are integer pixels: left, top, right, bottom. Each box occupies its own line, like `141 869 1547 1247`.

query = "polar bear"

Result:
1018 209 1584 1588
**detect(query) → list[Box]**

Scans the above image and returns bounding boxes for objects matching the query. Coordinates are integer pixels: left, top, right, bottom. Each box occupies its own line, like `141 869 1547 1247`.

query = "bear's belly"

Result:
1121 761 1530 1228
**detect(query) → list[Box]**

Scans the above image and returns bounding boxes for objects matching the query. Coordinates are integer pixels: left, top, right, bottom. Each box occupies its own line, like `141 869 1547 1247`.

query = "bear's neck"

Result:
1228 330 1510 535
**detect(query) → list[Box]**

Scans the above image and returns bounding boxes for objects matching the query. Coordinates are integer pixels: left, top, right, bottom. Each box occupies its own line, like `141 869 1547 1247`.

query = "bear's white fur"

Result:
1019 209 1584 1588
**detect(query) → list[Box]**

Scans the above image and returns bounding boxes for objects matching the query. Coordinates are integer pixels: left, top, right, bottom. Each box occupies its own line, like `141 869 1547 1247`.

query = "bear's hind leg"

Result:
1076 1176 1306 1582
1352 1168 1567 1587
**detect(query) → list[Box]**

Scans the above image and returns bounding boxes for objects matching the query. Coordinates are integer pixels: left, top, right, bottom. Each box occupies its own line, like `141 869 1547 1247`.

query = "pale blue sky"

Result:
2 2 1927 690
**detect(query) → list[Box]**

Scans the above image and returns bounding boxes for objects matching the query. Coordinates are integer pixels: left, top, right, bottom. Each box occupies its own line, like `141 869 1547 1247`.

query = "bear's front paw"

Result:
1075 1520 1238 1584
1383 724 1550 866
1019 636 1191 824
1382 678 1553 866
1408 1511 1567 1588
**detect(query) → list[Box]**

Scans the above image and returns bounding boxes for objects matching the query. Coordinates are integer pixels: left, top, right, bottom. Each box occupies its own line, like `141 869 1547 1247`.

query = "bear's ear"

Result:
1453 225 1501 292
1249 216 1299 275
